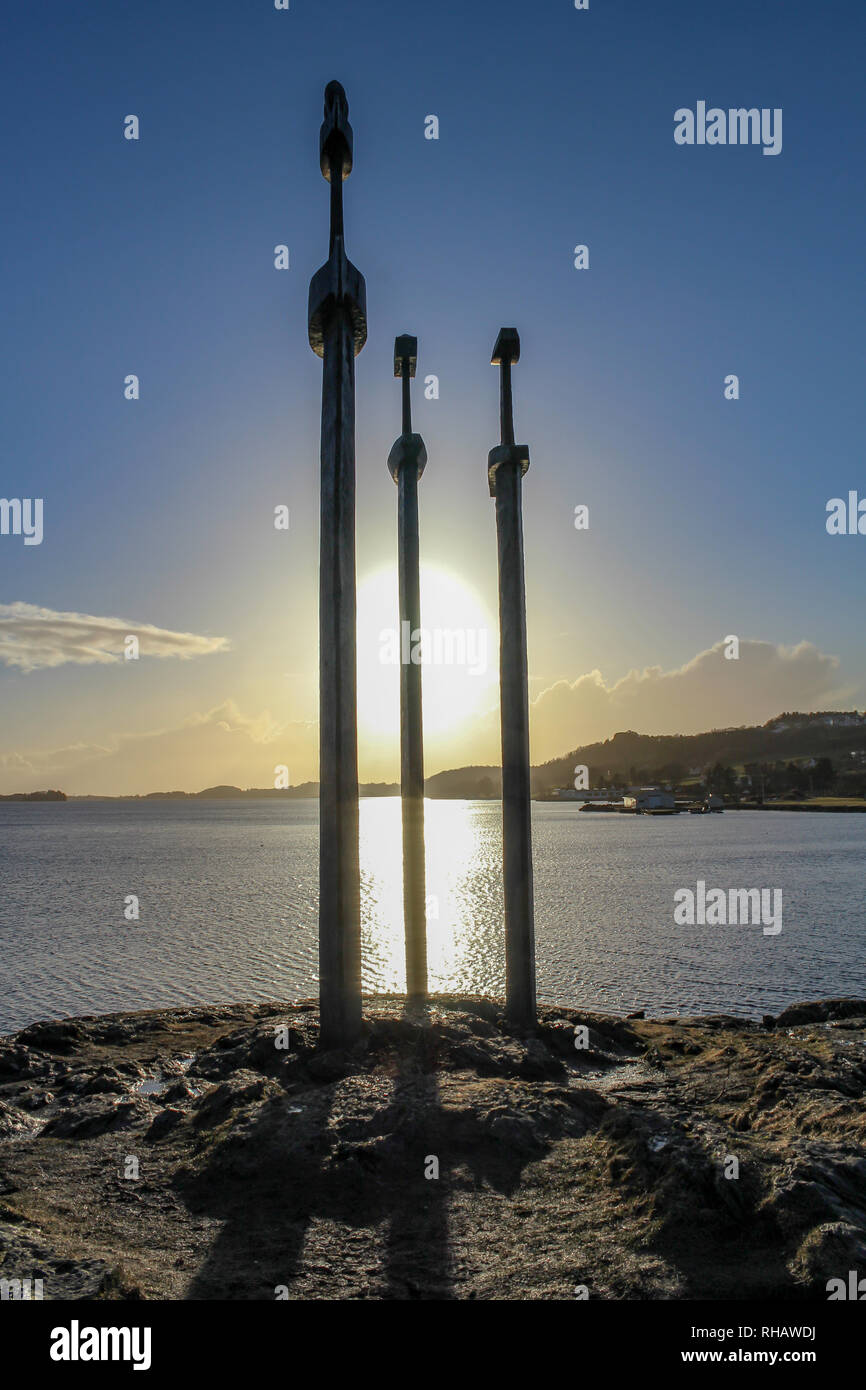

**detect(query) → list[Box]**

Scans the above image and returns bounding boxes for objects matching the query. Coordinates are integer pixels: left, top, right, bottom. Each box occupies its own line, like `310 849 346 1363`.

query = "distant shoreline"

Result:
722 803 866 812
541 800 866 814
3 792 866 811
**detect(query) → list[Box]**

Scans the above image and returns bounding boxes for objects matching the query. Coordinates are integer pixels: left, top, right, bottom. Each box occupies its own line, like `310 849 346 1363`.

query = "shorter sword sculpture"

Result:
488 328 536 1026
388 335 428 1001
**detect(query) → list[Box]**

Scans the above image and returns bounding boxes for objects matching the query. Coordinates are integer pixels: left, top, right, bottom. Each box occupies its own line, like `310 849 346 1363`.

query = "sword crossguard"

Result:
389 335 425 481
388 433 427 484
487 442 530 496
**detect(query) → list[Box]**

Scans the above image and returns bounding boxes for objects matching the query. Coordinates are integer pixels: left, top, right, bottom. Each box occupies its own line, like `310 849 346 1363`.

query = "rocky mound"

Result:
0 995 864 1299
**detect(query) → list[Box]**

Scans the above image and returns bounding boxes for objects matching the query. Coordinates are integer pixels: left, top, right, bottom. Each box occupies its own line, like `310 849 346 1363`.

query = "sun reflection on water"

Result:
359 797 504 996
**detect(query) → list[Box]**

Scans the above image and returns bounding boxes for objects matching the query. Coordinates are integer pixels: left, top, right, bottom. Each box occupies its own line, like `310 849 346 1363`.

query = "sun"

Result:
355 565 498 740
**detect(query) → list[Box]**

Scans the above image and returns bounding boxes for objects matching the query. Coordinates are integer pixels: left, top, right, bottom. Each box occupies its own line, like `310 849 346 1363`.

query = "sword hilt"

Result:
308 82 367 358
389 335 425 483
488 328 529 496
394 334 417 433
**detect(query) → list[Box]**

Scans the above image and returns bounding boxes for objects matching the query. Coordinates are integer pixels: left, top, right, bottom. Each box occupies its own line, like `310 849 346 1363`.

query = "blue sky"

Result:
1 0 864 792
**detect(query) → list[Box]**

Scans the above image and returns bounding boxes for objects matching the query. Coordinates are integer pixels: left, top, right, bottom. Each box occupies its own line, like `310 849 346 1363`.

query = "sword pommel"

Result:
320 80 353 181
491 327 520 366
394 334 418 378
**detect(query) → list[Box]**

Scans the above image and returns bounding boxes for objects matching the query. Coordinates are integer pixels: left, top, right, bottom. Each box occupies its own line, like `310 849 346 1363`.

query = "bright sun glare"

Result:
355 565 498 740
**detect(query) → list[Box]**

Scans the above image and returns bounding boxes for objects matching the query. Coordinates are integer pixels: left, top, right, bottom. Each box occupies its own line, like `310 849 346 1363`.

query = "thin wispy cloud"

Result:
0 602 230 673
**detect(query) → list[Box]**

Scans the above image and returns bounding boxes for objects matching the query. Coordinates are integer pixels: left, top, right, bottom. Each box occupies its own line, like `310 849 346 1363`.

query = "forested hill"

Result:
424 712 866 797
531 712 866 791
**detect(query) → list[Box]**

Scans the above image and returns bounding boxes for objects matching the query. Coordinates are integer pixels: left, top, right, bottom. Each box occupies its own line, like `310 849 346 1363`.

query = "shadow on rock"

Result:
175 1000 608 1299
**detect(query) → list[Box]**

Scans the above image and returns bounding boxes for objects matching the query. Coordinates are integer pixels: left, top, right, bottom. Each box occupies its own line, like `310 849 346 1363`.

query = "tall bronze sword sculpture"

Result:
388 336 428 1001
308 82 367 1047
488 328 536 1026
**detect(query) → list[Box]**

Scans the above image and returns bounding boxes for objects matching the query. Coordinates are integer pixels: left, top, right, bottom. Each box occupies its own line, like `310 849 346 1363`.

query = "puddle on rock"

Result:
136 1077 169 1097
134 1056 200 1098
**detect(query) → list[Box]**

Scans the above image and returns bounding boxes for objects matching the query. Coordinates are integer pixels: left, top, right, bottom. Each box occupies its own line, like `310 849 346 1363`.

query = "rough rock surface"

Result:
0 994 863 1300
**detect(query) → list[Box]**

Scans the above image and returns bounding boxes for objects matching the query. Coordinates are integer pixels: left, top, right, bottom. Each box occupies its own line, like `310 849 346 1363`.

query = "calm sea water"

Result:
0 798 863 1034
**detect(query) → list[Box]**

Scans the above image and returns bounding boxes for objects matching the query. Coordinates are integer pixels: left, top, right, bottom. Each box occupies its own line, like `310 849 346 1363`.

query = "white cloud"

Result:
0 639 856 794
0 701 316 796
527 639 852 762
0 602 229 673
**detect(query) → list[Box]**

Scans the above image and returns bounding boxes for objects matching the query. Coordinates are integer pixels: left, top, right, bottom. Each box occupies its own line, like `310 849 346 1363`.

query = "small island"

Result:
0 789 66 802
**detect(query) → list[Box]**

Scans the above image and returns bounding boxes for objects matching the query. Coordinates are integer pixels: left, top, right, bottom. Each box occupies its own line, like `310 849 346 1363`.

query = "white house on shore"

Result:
622 787 676 811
